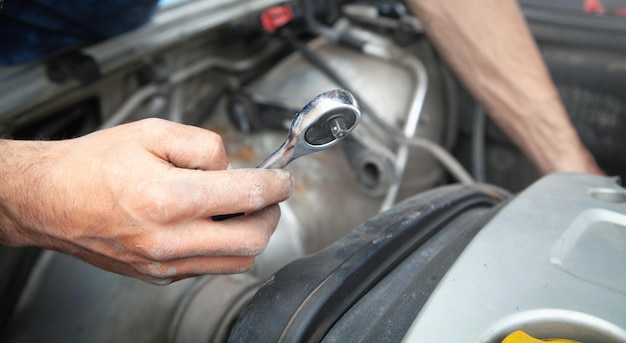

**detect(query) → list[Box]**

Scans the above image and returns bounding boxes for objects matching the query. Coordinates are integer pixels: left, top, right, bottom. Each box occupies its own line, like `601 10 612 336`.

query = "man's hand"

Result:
0 119 294 284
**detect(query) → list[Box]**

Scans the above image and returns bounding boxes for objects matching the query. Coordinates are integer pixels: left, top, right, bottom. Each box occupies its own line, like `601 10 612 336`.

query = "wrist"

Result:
0 139 62 247
483 89 600 175
544 142 603 175
518 105 602 175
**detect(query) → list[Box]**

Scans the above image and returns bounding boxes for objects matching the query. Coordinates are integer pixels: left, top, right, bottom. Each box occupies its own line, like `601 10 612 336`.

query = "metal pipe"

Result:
307 16 473 208
99 41 285 129
0 0 287 123
100 84 160 129
379 47 429 211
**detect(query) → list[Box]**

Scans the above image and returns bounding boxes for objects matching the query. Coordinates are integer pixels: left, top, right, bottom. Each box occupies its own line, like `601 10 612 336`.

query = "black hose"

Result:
471 104 486 183
439 63 460 151
185 39 293 127
185 80 231 127
521 5 626 51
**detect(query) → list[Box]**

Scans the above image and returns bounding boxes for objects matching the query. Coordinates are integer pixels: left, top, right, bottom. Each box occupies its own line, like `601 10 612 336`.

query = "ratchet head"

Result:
299 89 360 145
292 89 360 155
257 89 361 169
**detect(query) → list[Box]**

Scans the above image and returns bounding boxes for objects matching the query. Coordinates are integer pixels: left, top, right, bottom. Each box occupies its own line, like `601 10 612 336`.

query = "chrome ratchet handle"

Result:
256 144 295 169
212 89 361 220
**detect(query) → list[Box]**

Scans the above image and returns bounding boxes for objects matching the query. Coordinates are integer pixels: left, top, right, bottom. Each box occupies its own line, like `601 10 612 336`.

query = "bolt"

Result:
330 117 349 139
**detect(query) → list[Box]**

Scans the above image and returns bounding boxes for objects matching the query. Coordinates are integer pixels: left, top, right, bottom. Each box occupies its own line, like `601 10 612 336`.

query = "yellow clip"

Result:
502 330 582 343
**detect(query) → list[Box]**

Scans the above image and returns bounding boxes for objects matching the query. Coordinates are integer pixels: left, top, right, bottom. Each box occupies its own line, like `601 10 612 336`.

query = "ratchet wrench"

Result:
212 89 361 220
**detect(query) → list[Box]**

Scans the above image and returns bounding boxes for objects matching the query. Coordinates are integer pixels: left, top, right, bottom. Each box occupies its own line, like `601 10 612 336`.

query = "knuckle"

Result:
131 242 154 260
131 118 168 136
128 261 175 285
238 171 267 212
203 133 228 168
131 233 174 262
134 242 163 261
239 170 293 211
266 204 282 223
245 229 272 256
136 182 179 223
213 257 255 274
139 117 168 130
149 278 174 286
246 182 266 212
140 262 179 280
206 131 224 147
141 272 175 286
272 169 294 200
237 257 255 272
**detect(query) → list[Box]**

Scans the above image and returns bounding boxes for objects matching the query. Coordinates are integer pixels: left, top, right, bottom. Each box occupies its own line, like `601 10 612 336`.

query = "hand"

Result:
0 119 294 284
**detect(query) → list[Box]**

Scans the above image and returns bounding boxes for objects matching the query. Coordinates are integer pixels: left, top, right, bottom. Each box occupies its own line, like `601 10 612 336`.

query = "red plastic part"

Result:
585 0 607 14
261 4 295 33
615 7 626 16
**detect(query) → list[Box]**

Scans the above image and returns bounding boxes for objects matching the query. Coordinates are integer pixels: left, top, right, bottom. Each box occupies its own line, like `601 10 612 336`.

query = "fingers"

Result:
111 119 293 218
142 168 293 221
76 247 256 285
140 256 257 284
71 205 281 284
162 128 228 171
134 204 281 261
196 169 293 216
117 205 281 284
132 118 230 171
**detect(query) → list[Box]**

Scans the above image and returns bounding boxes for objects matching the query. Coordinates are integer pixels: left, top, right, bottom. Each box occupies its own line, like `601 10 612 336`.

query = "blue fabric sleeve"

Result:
0 0 159 65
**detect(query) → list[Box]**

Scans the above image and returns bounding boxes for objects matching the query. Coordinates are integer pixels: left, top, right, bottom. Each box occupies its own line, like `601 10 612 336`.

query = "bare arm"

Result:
0 119 293 284
407 0 602 174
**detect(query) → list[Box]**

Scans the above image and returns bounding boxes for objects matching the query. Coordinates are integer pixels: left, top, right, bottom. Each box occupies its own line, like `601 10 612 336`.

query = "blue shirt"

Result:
0 0 159 65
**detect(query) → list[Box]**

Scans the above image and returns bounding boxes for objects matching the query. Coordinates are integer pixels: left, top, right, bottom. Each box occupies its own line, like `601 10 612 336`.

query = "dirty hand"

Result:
0 118 293 284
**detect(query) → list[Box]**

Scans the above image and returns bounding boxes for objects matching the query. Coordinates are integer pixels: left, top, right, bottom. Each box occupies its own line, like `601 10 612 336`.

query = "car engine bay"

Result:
1 1 625 342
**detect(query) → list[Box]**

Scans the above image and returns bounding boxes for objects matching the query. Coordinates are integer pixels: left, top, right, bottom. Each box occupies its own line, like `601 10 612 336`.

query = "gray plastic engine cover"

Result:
403 173 626 342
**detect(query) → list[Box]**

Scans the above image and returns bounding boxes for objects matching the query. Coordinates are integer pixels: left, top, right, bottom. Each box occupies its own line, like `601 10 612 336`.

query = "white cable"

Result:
409 137 475 185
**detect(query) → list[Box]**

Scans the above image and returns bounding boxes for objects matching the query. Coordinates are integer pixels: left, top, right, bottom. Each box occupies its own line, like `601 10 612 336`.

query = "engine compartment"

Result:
1 1 625 342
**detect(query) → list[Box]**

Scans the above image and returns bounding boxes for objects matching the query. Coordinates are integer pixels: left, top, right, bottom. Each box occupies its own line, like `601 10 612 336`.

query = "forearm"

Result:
407 0 602 174
0 139 59 247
